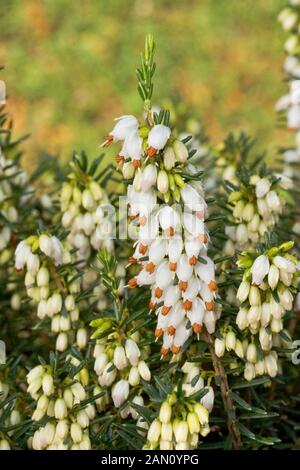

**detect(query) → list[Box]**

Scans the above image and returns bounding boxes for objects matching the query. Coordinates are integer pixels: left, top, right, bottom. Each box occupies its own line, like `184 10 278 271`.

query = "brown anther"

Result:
128 278 138 288
149 301 156 310
198 234 206 243
155 287 163 298
116 154 125 166
169 262 177 271
162 306 171 316
208 280 218 292
205 301 214 311
183 299 192 311
155 328 163 337
103 134 113 146
166 227 174 237
146 262 155 273
147 146 157 158
193 323 202 334
189 255 197 266
128 256 137 264
130 214 137 221
160 347 169 356
179 281 188 292
167 326 176 336
139 215 147 226
132 159 141 169
139 243 148 255
171 345 181 355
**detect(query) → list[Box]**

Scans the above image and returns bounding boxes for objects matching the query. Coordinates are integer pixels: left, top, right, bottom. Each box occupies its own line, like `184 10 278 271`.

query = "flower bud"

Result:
138 361 151 381
194 403 209 425
236 281 250 303
187 412 200 434
147 419 161 443
161 423 173 441
235 339 244 359
244 362 256 381
225 331 236 351
214 337 225 357
173 139 189 163
56 332 68 352
246 344 257 364
251 255 269 286
54 398 67 420
125 338 141 365
163 147 176 170
157 170 169 194
71 422 82 444
249 286 261 306
42 373 54 396
36 267 49 287
173 420 189 443
236 308 248 330
159 401 172 424
113 346 127 370
76 328 88 349
128 366 140 386
268 264 279 290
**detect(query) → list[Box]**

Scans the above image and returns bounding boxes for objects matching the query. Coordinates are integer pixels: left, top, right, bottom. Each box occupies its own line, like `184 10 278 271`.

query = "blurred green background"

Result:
0 0 290 166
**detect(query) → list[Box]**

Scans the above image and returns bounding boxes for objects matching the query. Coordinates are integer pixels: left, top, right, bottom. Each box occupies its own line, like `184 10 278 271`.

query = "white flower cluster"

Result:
60 175 113 265
225 175 292 252
277 0 300 171
15 233 87 351
92 329 151 412
27 364 93 450
0 149 30 261
0 376 21 450
103 115 217 355
232 243 298 380
145 366 214 451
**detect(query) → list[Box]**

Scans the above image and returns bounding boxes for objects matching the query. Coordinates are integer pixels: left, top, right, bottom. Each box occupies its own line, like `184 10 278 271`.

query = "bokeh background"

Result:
0 0 289 166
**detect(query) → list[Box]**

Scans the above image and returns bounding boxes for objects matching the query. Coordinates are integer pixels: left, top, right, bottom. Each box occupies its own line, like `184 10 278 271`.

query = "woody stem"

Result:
204 329 242 450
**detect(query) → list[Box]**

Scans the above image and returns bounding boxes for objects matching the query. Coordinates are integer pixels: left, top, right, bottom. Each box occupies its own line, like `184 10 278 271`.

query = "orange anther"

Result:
179 281 188 292
183 300 192 311
162 305 171 315
189 255 197 266
146 262 155 273
167 326 176 336
128 278 137 288
169 262 177 271
155 287 163 298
